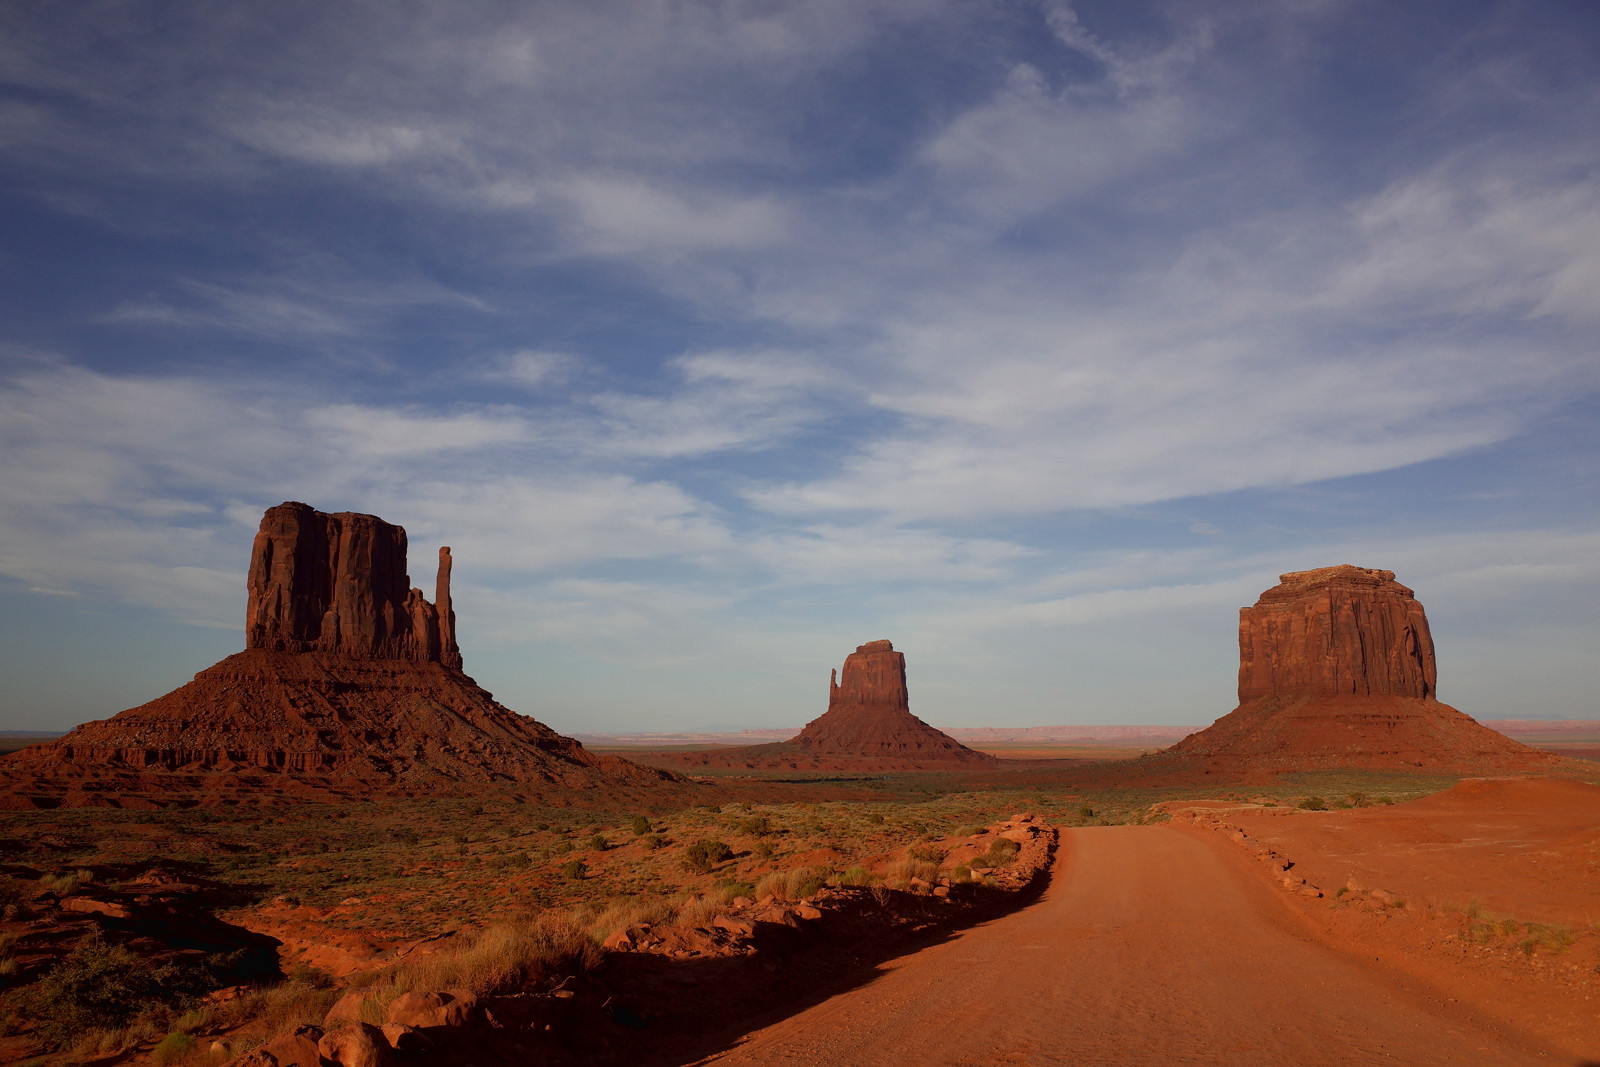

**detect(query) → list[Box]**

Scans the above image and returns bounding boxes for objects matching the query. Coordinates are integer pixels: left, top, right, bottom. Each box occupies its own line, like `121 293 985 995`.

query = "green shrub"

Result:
1077 807 1094 820
22 932 219 1049
1298 796 1328 811
561 859 587 880
736 816 770 836
589 835 609 852
681 840 732 874
641 834 666 851
838 866 872 886
631 816 651 836
488 852 531 871
151 1032 197 1065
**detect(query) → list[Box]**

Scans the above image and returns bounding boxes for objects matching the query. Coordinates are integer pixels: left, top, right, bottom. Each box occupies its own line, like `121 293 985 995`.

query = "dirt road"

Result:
696 825 1566 1066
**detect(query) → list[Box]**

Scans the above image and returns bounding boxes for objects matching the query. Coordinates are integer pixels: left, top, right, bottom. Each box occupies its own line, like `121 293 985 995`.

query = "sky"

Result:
1 0 1597 735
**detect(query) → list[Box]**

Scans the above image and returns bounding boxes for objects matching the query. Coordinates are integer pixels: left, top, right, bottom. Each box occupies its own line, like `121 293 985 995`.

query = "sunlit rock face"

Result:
1237 565 1435 702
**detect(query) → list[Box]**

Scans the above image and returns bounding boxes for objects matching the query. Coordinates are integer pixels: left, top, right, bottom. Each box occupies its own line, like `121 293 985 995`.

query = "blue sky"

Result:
1 0 1597 734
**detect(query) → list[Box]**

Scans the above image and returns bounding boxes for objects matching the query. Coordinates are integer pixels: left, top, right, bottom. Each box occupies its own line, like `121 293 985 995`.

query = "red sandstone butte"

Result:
0 502 678 807
660 640 993 771
1166 565 1556 773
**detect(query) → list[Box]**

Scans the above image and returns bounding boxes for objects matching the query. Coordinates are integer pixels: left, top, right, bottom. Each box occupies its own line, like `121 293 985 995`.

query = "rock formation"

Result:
659 640 993 771
0 502 679 807
1166 566 1556 773
245 502 461 668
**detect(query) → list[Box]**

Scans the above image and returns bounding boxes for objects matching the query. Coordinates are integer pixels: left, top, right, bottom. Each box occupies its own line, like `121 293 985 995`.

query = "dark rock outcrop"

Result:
0 503 680 805
1166 566 1555 773
245 502 461 668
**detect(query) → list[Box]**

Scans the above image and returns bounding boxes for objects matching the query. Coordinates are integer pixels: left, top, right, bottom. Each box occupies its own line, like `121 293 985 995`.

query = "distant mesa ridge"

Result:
1167 564 1555 773
0 502 676 807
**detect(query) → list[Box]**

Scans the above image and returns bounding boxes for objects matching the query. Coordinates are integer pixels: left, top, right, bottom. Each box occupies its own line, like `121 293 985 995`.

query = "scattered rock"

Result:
223 1024 323 1067
385 990 479 1030
318 1023 395 1067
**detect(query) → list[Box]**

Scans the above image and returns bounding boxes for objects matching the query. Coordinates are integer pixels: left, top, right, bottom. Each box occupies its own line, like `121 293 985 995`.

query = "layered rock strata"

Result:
1166 566 1555 773
0 502 677 806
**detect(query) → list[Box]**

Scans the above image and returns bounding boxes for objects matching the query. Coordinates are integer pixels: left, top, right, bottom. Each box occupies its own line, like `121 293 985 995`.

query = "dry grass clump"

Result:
349 910 600 1013
754 867 829 902
883 858 940 889
589 895 676 941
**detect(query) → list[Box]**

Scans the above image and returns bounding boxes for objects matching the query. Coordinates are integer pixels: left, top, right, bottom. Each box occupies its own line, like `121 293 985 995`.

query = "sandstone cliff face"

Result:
1167 565 1553 774
1 502 680 806
1237 565 1435 702
245 502 461 668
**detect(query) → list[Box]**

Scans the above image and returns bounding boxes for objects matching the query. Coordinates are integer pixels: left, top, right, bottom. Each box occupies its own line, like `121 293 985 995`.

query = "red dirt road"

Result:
697 826 1567 1066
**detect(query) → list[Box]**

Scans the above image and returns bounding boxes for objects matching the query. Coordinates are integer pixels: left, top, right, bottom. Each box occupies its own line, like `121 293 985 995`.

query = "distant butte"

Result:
1164 565 1558 774
0 502 680 808
660 640 995 771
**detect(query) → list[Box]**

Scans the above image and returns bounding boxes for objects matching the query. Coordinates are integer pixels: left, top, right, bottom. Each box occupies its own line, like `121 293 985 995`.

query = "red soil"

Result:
1179 777 1600 1061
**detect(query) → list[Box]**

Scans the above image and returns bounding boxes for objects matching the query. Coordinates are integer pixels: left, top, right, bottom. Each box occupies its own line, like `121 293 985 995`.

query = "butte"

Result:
665 640 995 772
1162 565 1560 775
0 502 678 808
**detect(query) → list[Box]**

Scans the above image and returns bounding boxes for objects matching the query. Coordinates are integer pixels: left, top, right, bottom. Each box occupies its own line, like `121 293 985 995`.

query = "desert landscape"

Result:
0 506 1596 1065
3 5 1598 1065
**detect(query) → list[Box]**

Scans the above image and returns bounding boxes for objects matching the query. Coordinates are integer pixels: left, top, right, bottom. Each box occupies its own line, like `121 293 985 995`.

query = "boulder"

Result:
380 1024 431 1053
385 990 479 1030
318 1023 395 1067
222 1024 323 1067
323 991 370 1027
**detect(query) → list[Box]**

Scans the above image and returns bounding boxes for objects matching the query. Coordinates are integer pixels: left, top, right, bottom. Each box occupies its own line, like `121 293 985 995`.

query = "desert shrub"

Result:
884 859 940 889
553 841 573 855
951 864 972 883
354 912 600 1001
838 866 872 887
561 859 587 880
736 816 771 836
1347 792 1368 807
631 816 651 836
978 838 1020 867
589 835 609 852
641 834 666 851
0 877 25 911
469 804 484 817
1376 797 1395 805
22 932 221 1049
907 843 946 864
393 830 419 846
866 812 885 825
590 896 675 942
1077 807 1094 820
1298 796 1328 811
40 872 82 898
489 852 531 871
712 880 756 904
754 840 775 860
150 1032 197 1065
681 840 732 874
755 867 829 901
954 825 983 838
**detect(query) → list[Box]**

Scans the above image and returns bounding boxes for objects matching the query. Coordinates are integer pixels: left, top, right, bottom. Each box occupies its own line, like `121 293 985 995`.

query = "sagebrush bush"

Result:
561 859 587 880
1299 796 1328 811
976 838 1019 868
754 867 829 901
884 859 939 889
631 816 651 836
22 932 221 1049
681 840 732 874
